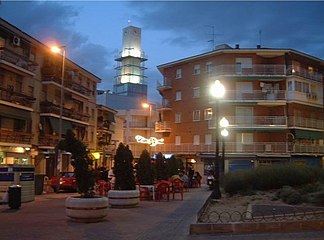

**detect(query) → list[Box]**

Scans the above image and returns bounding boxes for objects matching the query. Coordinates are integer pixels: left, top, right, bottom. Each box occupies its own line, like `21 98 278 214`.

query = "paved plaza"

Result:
1 186 324 240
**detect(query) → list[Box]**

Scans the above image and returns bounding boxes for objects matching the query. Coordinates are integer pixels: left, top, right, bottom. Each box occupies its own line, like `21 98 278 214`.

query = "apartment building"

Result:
0 18 119 201
154 44 324 177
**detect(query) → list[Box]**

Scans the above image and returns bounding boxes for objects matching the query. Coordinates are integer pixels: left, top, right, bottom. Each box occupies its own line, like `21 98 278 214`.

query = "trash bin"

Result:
8 185 21 209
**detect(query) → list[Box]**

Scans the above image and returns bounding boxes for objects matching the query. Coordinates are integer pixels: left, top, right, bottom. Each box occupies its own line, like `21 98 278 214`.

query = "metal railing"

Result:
209 116 287 129
213 64 286 76
0 86 35 108
0 129 32 144
155 121 172 132
0 47 37 74
199 209 324 223
289 117 324 130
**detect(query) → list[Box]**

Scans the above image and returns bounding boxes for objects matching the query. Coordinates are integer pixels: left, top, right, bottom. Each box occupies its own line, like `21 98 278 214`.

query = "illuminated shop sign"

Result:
135 135 164 147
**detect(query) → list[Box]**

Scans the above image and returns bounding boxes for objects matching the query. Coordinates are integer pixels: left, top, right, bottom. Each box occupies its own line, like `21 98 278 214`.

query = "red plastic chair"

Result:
172 178 184 200
138 185 152 200
155 182 170 201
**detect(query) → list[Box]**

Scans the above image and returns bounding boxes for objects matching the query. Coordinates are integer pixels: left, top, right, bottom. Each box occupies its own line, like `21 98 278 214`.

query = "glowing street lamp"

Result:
142 102 153 153
51 45 66 193
210 80 225 199
220 126 229 176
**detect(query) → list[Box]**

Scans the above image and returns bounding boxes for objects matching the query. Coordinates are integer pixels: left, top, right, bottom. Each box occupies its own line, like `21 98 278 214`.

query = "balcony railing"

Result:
288 117 324 130
156 100 172 111
209 90 287 103
0 86 35 108
153 142 323 155
213 64 286 76
40 101 90 122
125 121 155 128
287 66 323 82
0 47 37 75
42 74 91 97
38 134 60 147
209 116 287 129
0 129 32 145
155 121 172 133
156 78 172 91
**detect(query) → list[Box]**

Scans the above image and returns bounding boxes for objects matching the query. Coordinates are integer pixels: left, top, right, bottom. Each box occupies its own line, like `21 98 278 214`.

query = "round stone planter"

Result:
65 196 108 223
108 189 140 208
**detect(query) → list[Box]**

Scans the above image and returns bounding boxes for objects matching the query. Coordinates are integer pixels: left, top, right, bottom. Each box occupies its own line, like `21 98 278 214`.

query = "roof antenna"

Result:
259 29 262 46
128 19 131 26
205 25 215 50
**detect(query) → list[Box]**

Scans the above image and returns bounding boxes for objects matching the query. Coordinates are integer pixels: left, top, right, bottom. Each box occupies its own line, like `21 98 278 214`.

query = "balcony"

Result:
0 47 37 76
156 78 172 91
40 101 90 123
0 86 35 108
213 64 286 77
289 117 324 130
153 141 323 155
155 121 172 133
42 68 91 97
209 90 286 103
209 116 287 129
125 121 155 129
156 100 172 111
287 66 323 82
0 129 32 145
38 134 60 147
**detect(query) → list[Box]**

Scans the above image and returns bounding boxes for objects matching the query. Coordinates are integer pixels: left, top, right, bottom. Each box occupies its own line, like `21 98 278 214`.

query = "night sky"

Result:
1 1 324 103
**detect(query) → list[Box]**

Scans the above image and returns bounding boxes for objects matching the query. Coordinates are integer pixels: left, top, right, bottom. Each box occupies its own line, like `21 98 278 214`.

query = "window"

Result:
204 108 213 120
241 133 253 144
175 91 182 101
193 135 200 145
205 134 212 145
193 110 200 121
205 62 213 73
175 136 181 145
235 58 252 68
193 87 200 98
193 64 200 75
176 69 182 79
175 112 181 123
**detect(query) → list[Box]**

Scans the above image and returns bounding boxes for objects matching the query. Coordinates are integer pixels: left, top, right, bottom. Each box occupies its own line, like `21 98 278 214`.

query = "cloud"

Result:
129 1 324 59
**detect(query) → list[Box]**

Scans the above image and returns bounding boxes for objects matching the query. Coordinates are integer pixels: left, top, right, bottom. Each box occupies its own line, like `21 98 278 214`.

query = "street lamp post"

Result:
210 80 225 199
142 102 152 153
220 117 229 176
51 45 66 193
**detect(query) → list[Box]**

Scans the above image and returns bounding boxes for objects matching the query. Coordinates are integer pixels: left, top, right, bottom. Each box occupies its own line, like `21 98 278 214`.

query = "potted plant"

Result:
57 130 108 222
108 143 140 207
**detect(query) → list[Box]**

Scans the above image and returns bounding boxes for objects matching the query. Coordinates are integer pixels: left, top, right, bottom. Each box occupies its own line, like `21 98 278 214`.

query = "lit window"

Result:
193 110 200 121
204 108 213 120
176 69 182 79
175 91 182 101
175 112 181 123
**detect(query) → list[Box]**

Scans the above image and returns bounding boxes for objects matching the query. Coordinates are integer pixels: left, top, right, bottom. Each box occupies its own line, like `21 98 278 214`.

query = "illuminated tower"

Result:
113 24 147 98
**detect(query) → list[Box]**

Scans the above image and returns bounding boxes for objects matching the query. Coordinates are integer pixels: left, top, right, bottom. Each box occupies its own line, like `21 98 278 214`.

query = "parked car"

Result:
50 172 77 192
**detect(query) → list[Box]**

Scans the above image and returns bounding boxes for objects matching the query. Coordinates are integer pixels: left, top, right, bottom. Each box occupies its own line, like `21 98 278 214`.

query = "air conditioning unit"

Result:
12 36 21 46
260 82 265 87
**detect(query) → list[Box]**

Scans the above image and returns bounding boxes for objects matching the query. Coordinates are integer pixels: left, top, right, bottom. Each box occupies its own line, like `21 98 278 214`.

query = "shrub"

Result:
167 155 184 177
155 152 168 180
275 186 302 205
137 149 154 185
114 143 136 190
223 164 324 195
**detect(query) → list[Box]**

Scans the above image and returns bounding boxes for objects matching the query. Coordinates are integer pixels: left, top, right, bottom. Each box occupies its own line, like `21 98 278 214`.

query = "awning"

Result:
49 117 73 134
0 105 31 120
294 130 323 140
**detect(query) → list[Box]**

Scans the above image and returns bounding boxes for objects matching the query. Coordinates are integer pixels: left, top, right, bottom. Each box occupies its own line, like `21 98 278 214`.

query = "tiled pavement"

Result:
1 186 324 240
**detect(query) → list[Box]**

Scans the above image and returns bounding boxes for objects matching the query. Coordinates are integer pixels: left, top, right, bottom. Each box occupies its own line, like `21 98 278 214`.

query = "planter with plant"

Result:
108 143 139 207
57 130 108 222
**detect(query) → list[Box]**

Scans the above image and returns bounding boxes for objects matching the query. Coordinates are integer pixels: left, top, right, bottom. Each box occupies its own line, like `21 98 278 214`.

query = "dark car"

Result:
50 172 77 192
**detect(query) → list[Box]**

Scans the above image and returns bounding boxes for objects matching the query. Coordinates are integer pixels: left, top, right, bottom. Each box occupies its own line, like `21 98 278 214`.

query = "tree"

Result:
137 149 154 185
56 129 95 198
114 143 136 190
167 155 184 177
155 152 168 181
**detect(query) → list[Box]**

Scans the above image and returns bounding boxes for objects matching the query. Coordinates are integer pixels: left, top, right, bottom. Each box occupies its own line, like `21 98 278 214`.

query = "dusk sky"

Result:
1 1 324 103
